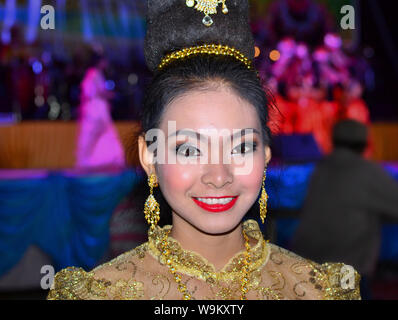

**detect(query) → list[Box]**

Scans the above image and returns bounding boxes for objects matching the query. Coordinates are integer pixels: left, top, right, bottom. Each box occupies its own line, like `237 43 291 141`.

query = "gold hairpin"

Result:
186 0 228 27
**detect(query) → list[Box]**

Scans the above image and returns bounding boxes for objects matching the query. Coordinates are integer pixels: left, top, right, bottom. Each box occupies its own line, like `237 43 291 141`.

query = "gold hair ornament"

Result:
158 44 253 71
186 0 228 27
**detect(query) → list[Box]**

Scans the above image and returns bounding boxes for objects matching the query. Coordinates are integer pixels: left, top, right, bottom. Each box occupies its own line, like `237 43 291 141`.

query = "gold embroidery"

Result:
47 220 361 300
148 220 267 282
293 280 308 298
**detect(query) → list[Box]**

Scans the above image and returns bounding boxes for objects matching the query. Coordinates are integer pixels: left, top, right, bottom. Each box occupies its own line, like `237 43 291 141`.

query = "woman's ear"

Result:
264 146 272 166
138 134 155 176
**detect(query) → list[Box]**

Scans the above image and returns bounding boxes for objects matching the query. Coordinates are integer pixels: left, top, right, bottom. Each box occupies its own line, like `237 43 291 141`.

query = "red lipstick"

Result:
192 196 238 212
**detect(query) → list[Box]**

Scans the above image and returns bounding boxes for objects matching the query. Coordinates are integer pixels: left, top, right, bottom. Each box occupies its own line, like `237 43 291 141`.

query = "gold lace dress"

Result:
47 220 361 300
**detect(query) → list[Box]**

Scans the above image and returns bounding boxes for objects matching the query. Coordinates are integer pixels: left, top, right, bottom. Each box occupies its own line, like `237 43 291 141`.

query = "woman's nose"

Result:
201 163 233 189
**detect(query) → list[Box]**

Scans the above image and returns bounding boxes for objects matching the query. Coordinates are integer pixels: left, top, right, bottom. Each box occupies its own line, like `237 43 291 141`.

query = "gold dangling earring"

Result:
144 173 160 231
259 168 268 224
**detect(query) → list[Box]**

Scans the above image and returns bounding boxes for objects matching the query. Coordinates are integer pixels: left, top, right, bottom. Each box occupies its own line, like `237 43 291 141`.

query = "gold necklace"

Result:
159 227 252 300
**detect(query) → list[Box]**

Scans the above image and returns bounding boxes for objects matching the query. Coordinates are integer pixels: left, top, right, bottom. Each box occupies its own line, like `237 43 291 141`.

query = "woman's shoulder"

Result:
265 243 361 300
47 242 151 300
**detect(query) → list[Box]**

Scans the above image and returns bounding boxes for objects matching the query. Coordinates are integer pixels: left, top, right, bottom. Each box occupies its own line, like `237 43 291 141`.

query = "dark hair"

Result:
140 54 272 146
136 0 272 230
137 54 273 229
144 0 255 73
332 120 368 154
141 0 270 139
334 140 367 154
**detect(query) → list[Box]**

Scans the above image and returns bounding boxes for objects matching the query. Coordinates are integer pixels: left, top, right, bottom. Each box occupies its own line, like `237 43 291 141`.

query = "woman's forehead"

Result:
160 88 260 131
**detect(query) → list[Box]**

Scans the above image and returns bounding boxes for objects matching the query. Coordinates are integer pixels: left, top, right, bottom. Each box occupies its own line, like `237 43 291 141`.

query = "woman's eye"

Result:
176 144 201 157
232 142 257 155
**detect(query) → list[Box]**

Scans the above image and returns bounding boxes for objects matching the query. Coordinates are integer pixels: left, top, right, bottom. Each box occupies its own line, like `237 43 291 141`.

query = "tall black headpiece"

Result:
144 0 256 73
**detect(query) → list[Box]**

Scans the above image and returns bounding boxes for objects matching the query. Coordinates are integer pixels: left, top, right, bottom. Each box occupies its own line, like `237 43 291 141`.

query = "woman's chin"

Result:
189 217 242 236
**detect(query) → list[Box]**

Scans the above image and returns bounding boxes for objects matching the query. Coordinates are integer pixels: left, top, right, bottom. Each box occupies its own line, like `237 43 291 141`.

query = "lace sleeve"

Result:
46 267 111 300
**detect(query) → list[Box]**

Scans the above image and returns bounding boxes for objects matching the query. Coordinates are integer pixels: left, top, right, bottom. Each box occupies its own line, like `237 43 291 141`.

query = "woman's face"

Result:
140 86 271 235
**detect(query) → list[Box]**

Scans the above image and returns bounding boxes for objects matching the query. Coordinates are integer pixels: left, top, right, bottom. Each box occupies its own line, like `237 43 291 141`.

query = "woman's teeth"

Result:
195 197 235 205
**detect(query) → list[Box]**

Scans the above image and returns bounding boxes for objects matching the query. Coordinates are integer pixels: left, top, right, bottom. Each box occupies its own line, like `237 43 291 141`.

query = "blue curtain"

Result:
266 163 315 209
0 168 143 275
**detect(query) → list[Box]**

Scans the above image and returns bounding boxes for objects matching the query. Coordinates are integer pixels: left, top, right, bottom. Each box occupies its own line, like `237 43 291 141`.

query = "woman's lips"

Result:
192 196 239 212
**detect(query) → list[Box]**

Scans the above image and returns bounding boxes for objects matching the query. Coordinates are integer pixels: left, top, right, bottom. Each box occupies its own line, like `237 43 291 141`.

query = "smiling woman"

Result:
144 87 270 240
47 0 361 300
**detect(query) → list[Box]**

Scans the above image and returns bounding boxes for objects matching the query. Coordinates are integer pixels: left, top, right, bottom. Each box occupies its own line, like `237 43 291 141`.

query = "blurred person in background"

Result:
339 80 373 159
292 119 398 300
75 52 125 169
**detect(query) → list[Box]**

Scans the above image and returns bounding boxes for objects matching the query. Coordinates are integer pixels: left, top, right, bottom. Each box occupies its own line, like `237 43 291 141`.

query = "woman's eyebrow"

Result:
168 129 203 141
231 128 260 139
168 128 260 140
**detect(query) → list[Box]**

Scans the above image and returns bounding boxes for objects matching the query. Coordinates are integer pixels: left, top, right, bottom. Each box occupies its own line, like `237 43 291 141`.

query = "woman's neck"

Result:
169 215 247 271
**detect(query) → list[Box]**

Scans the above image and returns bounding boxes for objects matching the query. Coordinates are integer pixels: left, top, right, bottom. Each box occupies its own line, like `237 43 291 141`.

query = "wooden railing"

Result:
0 121 397 169
0 121 142 169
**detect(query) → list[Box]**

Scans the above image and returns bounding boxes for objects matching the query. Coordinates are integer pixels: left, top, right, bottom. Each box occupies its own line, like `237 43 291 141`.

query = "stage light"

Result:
32 60 43 74
254 46 261 58
35 96 45 107
105 80 115 91
128 74 138 86
269 50 280 62
1 31 11 44
49 101 61 120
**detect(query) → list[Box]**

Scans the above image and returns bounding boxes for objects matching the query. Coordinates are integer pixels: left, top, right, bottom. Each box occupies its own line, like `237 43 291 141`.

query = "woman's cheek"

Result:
158 163 197 195
235 158 264 194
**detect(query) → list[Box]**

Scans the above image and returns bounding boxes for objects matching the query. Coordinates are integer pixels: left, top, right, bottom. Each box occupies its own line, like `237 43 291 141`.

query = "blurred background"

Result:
0 0 397 299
